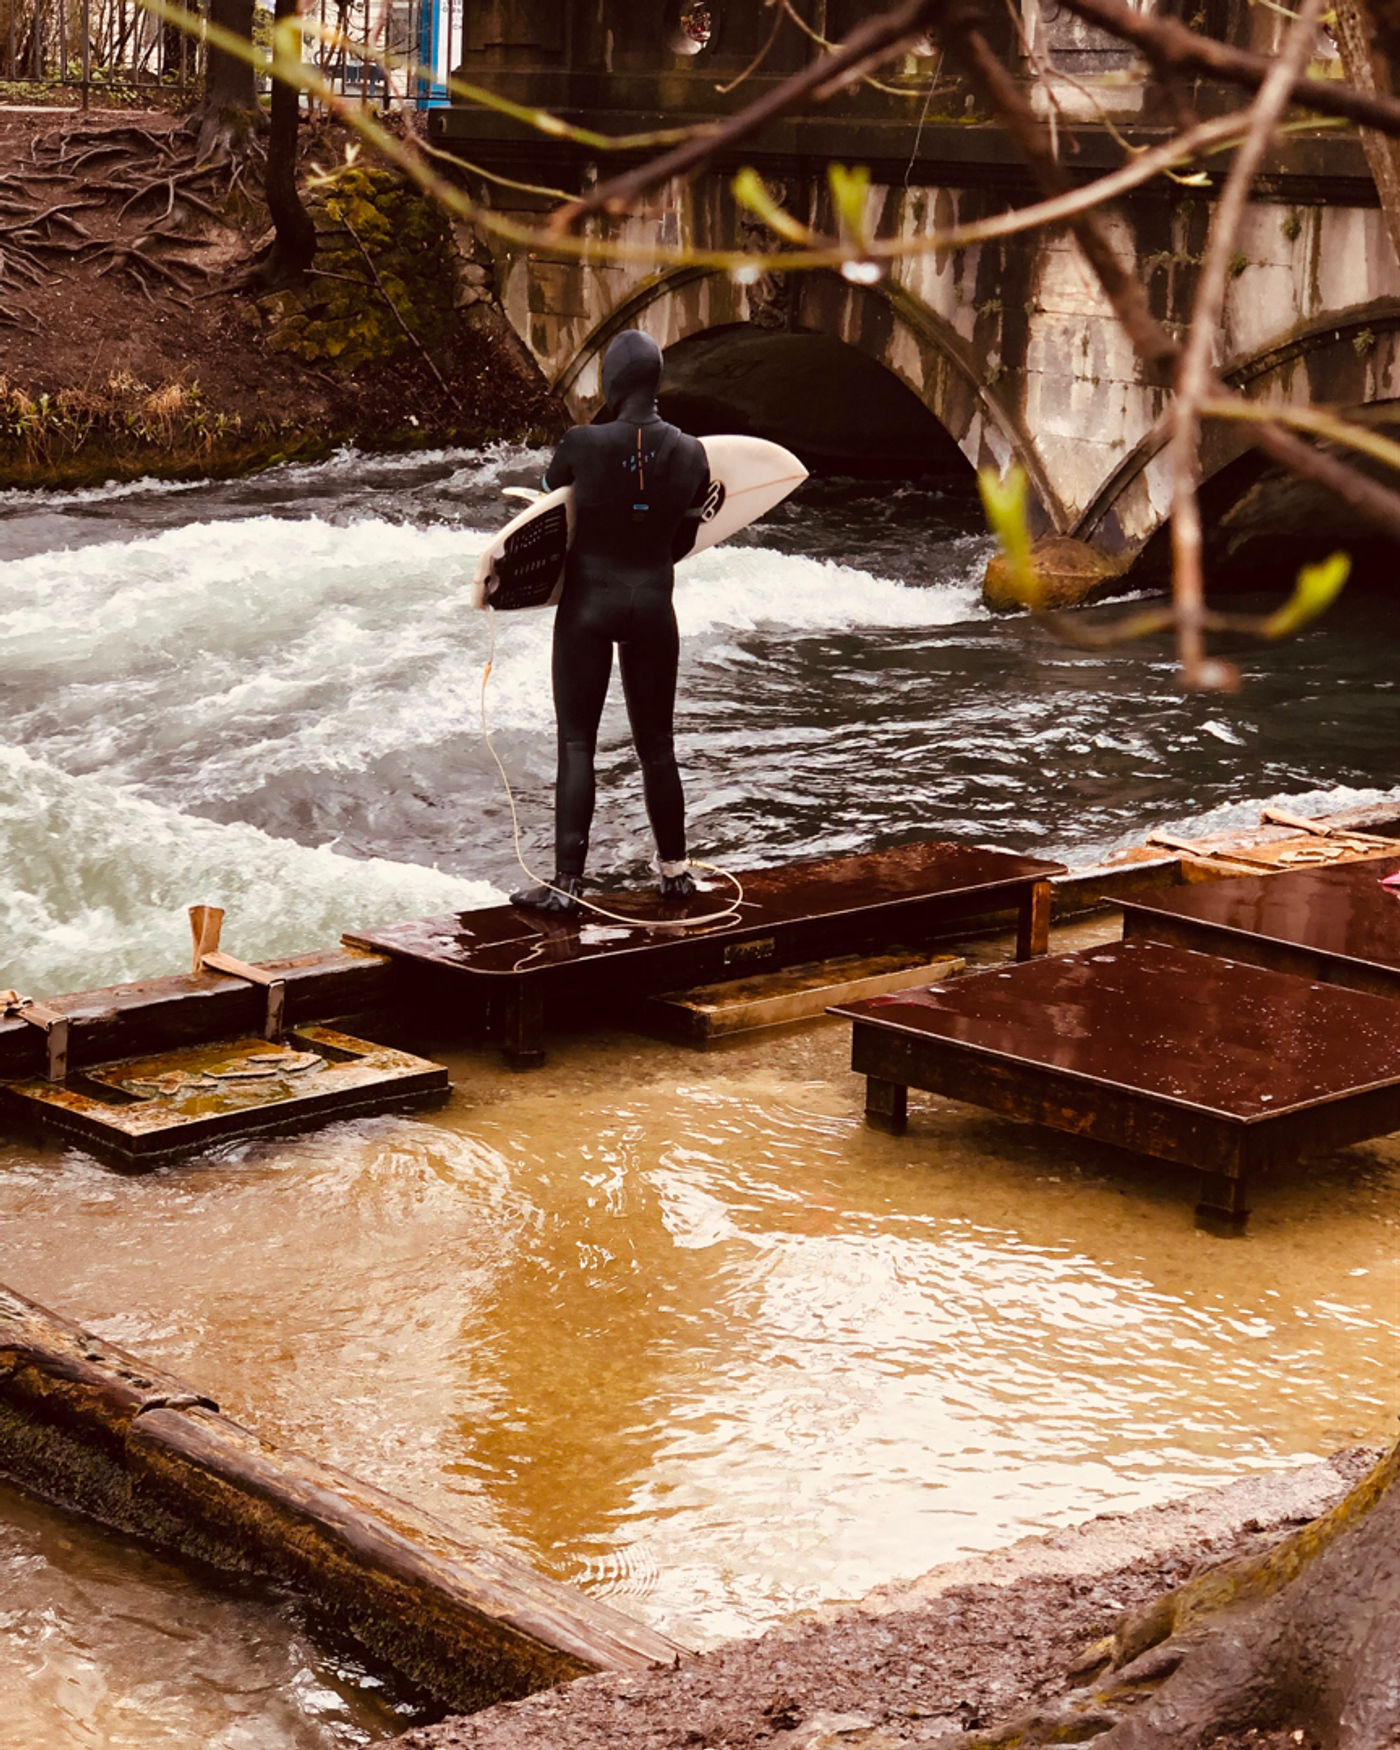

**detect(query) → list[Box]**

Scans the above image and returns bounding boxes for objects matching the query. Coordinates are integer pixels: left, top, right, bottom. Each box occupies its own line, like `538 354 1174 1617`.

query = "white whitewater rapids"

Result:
0 450 988 997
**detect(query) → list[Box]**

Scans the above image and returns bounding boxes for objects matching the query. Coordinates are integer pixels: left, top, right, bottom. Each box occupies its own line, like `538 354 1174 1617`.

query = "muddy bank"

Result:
0 109 561 490
401 1451 1380 1750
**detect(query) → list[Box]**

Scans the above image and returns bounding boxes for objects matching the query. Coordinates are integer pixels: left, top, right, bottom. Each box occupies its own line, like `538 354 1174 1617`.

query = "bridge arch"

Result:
548 267 1062 519
1076 303 1400 563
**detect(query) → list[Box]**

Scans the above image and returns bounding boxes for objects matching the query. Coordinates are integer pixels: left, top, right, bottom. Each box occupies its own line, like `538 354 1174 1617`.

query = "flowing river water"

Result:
1 448 1398 1747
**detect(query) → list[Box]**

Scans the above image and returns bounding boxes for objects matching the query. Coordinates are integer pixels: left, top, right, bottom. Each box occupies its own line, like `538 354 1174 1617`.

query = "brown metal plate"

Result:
1120 856 1400 981
345 842 1066 980
1 1026 450 1163
833 939 1400 1122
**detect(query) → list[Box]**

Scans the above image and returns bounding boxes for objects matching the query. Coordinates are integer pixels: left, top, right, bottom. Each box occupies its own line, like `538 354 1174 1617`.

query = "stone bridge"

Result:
431 0 1400 578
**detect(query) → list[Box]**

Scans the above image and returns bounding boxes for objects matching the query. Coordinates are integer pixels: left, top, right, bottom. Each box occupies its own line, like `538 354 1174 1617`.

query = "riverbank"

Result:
402 1450 1378 1750
0 108 561 490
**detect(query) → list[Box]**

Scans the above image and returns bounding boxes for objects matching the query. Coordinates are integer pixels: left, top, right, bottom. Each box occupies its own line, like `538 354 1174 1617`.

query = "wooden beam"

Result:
0 1283 685 1712
0 948 402 1084
1015 879 1052 960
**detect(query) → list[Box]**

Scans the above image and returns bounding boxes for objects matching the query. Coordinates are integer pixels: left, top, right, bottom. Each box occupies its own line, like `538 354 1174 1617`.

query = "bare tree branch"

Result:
546 0 940 232
1058 0 1400 138
939 4 1179 378
1167 0 1325 687
1201 397 1400 475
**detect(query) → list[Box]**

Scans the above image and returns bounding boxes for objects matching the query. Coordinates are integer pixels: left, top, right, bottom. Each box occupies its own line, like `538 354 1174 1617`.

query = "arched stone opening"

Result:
1125 399 1400 597
1078 306 1400 585
657 323 974 480
550 267 1053 517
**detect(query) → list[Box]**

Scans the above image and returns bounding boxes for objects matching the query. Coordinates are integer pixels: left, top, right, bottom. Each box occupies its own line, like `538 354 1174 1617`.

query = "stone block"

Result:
983 534 1125 613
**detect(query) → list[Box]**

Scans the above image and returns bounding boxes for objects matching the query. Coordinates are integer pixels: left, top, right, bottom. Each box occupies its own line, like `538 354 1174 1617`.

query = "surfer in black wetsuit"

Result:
511 330 711 916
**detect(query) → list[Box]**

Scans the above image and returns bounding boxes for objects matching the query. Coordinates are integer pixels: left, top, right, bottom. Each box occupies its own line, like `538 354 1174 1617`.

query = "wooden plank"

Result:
348 843 1066 1064
0 947 402 1084
0 1283 685 1713
643 950 965 1045
0 1027 450 1164
1015 879 1052 959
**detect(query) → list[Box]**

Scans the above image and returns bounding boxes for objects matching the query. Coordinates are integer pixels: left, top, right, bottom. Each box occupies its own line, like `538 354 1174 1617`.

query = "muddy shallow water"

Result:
3 450 1399 1747
2 998 1397 1745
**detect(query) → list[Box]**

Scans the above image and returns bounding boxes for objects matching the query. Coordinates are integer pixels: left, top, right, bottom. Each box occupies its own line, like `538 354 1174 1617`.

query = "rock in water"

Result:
983 535 1124 613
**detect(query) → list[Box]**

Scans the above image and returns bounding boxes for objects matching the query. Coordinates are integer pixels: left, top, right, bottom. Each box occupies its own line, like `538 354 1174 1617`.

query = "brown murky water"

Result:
2 933 1398 1747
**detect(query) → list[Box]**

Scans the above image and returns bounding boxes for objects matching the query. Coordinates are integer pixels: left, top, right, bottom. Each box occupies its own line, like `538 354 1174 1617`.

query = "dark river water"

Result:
2 443 1397 995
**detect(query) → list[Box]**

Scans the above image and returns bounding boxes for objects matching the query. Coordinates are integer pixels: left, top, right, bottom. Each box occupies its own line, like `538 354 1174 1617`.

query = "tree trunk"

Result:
193 0 258 162
262 0 317 283
926 1438 1400 1749
1331 0 1400 266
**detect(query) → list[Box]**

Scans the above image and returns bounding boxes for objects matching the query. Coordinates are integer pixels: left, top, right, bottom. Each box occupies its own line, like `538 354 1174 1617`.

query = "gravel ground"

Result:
399 1450 1381 1750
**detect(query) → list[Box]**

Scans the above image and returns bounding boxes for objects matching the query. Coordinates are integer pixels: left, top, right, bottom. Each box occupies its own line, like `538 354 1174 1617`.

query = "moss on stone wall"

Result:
257 164 457 372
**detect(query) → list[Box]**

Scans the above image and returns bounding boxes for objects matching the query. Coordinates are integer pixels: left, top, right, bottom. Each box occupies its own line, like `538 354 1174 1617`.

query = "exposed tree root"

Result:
115 170 224 224
0 200 104 239
921 1441 1400 1750
3 116 246 311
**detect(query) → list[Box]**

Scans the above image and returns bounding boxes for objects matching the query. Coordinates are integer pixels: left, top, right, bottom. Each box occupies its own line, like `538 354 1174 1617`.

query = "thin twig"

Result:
945 13 1178 378
340 215 452 395
715 1 786 96
1200 397 1400 476
549 0 939 229
1057 0 1400 139
418 137 574 203
1167 0 1323 686
779 0 942 99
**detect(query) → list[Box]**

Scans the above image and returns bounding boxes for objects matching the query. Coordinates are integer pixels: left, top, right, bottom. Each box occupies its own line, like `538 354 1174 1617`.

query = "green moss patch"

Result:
257 164 457 372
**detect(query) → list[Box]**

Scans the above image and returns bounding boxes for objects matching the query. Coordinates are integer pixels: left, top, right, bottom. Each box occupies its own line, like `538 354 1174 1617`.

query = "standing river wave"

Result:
1 447 1398 1748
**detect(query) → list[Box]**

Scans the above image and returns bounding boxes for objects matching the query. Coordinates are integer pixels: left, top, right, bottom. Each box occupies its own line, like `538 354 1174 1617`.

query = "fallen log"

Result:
0 1283 684 1711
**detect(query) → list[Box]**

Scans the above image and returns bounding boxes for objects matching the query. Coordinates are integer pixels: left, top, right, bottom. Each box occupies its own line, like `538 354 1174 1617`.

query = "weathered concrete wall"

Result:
471 159 1400 561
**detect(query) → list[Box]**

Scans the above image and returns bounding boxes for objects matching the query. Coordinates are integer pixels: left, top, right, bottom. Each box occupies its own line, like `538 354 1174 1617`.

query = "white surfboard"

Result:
471 434 808 611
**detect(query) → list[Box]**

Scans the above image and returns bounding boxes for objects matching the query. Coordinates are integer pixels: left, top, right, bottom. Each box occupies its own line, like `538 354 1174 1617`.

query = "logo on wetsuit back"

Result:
699 479 726 522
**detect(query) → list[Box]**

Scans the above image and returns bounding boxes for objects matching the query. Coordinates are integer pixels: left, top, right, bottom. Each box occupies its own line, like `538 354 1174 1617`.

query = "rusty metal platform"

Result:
345 841 1066 1066
1121 855 1400 1000
832 939 1400 1230
0 1026 449 1164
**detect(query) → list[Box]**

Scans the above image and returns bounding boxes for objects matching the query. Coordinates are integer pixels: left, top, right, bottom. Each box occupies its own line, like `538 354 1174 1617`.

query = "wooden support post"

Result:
1 992 67 1082
189 904 224 972
864 1075 908 1135
1016 879 1052 960
1195 1170 1251 1235
190 906 286 1040
501 979 546 1069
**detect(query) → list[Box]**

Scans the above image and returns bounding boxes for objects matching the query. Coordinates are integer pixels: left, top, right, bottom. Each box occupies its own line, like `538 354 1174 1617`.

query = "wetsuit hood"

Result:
602 331 663 419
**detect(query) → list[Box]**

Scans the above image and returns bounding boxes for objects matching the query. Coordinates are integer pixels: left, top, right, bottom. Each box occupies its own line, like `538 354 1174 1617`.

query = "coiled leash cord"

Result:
480 605 745 929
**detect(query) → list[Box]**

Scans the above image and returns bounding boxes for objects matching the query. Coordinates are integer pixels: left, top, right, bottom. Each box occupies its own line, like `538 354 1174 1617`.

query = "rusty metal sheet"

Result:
833 939 1400 1122
347 842 1067 981
1121 857 1400 991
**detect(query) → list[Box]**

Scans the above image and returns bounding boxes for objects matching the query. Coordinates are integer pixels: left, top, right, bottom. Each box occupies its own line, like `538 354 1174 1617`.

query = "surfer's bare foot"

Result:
510 874 583 915
659 868 697 902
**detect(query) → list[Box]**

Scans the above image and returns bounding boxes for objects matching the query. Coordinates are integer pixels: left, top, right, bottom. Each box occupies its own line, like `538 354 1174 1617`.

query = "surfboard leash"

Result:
479 606 745 930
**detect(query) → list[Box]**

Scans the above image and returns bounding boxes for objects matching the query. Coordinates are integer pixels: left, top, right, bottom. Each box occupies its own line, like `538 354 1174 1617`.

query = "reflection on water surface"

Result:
1 1020 1397 1745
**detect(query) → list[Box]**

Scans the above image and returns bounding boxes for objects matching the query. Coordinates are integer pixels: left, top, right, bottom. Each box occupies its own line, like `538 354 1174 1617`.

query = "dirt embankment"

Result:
0 106 562 489
400 1452 1380 1750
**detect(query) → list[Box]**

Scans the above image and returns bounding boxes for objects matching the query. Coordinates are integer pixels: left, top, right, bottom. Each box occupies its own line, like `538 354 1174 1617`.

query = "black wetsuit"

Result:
541 333 709 881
